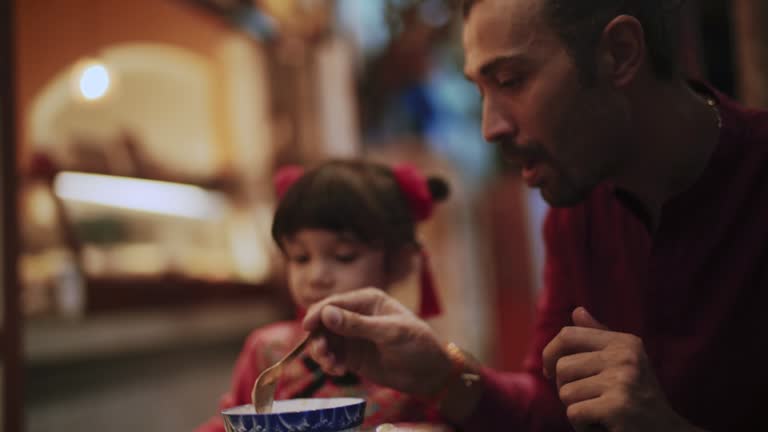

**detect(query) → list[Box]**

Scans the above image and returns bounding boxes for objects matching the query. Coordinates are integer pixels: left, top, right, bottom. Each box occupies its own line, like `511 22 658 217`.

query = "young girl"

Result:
196 159 450 432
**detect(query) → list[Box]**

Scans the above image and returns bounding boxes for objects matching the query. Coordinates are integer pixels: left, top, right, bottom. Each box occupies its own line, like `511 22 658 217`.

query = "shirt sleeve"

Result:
458 208 583 431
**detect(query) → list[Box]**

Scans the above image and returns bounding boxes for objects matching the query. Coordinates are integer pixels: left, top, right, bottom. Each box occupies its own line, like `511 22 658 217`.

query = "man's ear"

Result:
597 14 646 88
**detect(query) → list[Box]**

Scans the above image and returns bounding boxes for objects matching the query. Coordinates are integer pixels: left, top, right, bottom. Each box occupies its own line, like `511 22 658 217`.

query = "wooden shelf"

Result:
84 275 290 312
25 299 292 366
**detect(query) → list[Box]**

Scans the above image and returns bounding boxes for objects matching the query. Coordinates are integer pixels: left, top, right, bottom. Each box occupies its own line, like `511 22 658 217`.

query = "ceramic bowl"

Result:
221 398 366 432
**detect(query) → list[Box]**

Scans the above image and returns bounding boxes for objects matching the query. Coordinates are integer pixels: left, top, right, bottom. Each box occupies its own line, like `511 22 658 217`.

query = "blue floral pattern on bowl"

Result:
221 398 366 432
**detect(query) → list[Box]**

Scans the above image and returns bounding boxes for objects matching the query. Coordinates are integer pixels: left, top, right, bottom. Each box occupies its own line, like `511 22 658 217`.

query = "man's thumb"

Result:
321 305 395 342
572 306 608 330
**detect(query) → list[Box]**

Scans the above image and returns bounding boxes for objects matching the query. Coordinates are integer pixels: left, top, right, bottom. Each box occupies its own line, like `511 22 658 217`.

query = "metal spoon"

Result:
251 333 312 413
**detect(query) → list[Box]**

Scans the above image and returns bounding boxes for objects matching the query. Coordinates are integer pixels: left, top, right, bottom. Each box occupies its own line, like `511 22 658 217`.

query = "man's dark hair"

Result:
462 0 684 83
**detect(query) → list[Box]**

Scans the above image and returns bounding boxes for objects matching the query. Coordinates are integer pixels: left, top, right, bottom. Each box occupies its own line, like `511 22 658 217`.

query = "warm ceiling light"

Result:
70 59 113 101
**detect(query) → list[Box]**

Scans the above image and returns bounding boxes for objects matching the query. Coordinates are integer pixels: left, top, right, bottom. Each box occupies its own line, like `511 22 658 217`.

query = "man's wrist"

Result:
427 342 484 424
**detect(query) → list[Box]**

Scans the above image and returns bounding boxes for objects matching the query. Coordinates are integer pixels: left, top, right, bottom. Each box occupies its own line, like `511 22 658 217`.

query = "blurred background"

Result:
1 0 766 431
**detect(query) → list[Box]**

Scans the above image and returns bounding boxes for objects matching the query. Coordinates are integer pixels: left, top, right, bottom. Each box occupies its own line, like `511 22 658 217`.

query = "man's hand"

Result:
542 307 701 432
302 288 453 397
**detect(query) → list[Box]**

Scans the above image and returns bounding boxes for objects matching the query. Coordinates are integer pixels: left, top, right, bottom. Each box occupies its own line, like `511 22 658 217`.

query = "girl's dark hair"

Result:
271 160 449 251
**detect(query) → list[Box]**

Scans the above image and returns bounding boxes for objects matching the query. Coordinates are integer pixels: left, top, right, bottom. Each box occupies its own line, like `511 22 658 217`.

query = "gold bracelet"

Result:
426 342 481 405
444 342 481 388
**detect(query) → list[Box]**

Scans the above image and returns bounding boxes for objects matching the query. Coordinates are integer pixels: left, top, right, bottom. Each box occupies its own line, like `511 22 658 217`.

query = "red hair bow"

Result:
274 165 305 199
392 163 434 222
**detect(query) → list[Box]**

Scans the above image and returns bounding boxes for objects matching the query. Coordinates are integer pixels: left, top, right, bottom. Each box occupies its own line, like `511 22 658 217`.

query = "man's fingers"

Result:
566 396 611 429
542 326 614 379
303 288 386 332
572 307 609 330
321 305 403 344
555 351 604 389
558 373 605 406
309 335 343 374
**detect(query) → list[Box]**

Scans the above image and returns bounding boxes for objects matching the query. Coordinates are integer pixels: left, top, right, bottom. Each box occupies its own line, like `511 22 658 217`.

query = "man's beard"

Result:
541 178 594 207
539 160 601 208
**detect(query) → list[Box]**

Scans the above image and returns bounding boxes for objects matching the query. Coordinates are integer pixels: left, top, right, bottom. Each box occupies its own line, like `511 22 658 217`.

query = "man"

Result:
303 0 768 430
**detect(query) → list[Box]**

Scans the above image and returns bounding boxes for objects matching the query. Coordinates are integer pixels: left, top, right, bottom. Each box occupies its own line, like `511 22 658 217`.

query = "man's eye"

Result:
497 75 524 88
335 253 359 263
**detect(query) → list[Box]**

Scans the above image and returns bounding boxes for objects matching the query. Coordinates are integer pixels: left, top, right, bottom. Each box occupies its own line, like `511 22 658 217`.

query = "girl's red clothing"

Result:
195 321 439 431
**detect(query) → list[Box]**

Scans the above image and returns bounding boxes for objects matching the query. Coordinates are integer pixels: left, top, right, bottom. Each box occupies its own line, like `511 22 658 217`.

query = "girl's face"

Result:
282 229 392 309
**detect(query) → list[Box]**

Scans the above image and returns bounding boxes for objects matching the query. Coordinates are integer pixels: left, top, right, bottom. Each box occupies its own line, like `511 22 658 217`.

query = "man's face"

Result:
463 0 628 206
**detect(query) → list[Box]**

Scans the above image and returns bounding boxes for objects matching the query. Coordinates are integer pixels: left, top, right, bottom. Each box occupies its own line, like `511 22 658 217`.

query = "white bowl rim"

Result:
221 397 366 416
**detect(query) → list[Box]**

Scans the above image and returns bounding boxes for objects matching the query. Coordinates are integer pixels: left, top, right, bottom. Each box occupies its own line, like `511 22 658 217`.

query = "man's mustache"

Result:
493 138 547 165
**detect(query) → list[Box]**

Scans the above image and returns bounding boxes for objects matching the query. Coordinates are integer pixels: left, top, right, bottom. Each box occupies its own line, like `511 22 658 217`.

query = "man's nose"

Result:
482 97 517 143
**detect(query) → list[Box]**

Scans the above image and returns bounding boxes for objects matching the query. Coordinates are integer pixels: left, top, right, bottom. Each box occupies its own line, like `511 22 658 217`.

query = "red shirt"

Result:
462 87 768 431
